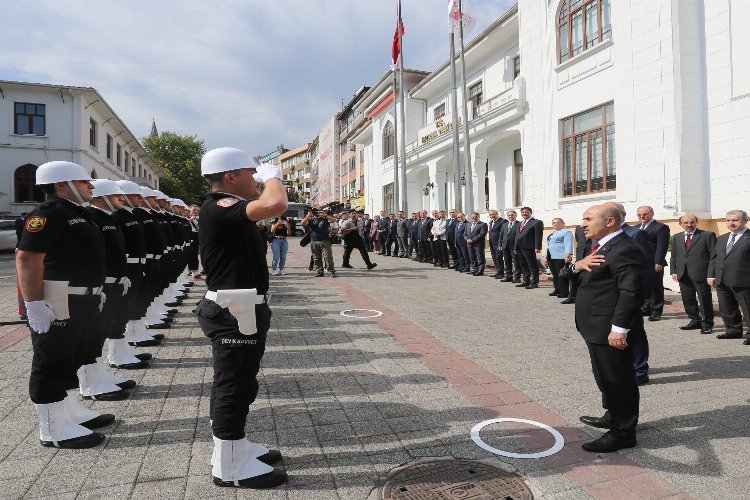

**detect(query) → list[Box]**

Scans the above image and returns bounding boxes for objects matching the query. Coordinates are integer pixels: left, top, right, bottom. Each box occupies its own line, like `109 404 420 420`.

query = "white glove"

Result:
122 277 132 295
25 300 56 334
253 164 282 184
99 291 106 313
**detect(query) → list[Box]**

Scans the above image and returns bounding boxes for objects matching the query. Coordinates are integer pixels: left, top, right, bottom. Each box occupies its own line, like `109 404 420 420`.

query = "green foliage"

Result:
143 132 207 204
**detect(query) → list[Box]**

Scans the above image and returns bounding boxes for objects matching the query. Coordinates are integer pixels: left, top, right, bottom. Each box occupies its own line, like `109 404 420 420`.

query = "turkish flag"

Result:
392 19 405 66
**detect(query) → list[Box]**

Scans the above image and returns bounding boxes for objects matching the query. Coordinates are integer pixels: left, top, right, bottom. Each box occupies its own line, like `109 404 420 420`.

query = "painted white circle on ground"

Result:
340 309 384 318
470 418 565 459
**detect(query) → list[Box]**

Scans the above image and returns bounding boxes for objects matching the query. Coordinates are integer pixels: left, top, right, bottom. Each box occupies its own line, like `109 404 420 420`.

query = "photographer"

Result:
302 209 336 278
270 216 289 276
340 212 377 270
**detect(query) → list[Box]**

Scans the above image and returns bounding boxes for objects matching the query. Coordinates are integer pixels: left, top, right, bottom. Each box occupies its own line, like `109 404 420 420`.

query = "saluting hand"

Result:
573 253 605 272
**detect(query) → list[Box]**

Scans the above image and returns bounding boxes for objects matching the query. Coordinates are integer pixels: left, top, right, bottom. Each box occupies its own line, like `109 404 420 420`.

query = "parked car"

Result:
0 219 18 250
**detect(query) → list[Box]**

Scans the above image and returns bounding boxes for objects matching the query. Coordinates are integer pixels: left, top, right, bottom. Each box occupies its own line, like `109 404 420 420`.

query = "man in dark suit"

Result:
465 212 488 276
571 204 645 453
446 209 458 268
670 214 716 334
361 214 373 251
500 210 521 282
708 210 750 345
487 210 507 279
385 214 399 257
515 207 543 289
396 211 409 257
417 210 433 263
377 210 389 255
636 206 670 321
408 213 420 259
454 213 470 272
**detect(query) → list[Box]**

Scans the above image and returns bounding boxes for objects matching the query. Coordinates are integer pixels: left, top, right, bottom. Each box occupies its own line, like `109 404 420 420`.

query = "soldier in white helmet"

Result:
198 147 287 488
16 161 110 448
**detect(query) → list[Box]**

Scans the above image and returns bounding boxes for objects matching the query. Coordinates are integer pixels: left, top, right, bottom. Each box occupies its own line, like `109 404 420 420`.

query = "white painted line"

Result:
339 309 383 319
471 418 565 459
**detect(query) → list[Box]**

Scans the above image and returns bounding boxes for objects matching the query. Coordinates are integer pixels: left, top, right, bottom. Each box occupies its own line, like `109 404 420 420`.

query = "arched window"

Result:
14 164 45 203
557 0 612 64
382 121 395 160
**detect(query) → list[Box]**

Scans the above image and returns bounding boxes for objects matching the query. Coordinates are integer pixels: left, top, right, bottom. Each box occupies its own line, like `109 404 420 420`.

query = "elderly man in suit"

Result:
417 210 433 263
636 206 670 321
396 211 409 258
708 210 750 345
500 210 521 283
488 210 507 279
515 207 544 289
407 213 420 259
376 210 389 255
670 214 716 334
385 213 399 257
454 213 470 273
572 204 645 453
465 212 488 276
446 209 458 268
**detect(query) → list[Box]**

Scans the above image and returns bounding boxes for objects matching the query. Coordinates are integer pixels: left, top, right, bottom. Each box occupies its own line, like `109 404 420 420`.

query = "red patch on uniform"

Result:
25 216 47 232
216 197 240 208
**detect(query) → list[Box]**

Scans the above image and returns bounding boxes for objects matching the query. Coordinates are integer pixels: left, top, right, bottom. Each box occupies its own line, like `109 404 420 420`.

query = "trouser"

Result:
518 248 539 284
89 283 127 363
271 238 288 270
678 275 714 327
188 234 200 271
456 243 469 271
385 234 398 256
409 236 419 258
633 331 649 378
547 258 567 294
470 243 485 272
196 298 271 440
648 269 665 315
447 240 457 266
503 246 520 279
29 294 100 404
397 236 408 256
490 244 503 276
587 341 639 437
715 283 750 334
311 240 334 272
343 237 373 266
434 239 448 266
125 263 146 320
363 233 372 251
419 240 432 261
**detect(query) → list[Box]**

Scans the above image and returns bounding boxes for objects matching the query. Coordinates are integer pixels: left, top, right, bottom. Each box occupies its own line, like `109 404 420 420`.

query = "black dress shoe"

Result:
145 323 170 330
557 294 569 299
41 431 105 449
560 297 576 304
512 279 522 284
526 284 538 289
80 413 116 429
636 375 649 385
515 282 529 287
474 272 484 276
489 273 498 278
700 326 714 334
494 275 502 279
367 263 378 270
648 315 661 322
579 414 614 429
717 332 743 339
164 301 182 307
135 353 152 361
116 379 136 390
129 339 161 347
548 291 559 296
500 277 512 282
679 321 702 330
83 389 130 401
213 470 288 489
257 449 283 465
341 263 354 269
150 333 165 340
111 360 150 370
581 432 636 453
744 338 750 345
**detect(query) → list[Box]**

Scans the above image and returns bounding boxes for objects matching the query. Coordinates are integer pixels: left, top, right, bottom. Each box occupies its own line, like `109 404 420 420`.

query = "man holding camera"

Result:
302 208 336 277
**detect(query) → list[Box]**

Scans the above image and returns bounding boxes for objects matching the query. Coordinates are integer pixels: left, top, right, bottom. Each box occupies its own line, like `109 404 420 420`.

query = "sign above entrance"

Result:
420 116 462 147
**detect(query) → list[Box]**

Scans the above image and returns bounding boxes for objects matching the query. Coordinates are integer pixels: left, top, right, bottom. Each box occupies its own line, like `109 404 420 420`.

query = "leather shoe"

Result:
129 339 161 347
116 379 136 390
213 470 288 489
636 375 649 385
83 389 130 401
257 449 283 465
512 279 521 283
489 273 498 278
500 277 512 282
744 338 750 345
341 263 354 269
41 431 105 449
515 282 529 287
579 414 614 429
648 315 661 322
679 321 702 330
111 360 150 370
581 432 636 453
717 332 742 339
526 284 538 289
700 326 714 334
134 353 152 361
548 291 559 296
561 297 576 304
80 413 116 430
473 272 484 276
367 263 377 270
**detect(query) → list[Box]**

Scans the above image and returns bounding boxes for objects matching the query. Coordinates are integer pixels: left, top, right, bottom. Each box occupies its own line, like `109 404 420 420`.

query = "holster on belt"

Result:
214 288 264 336
43 280 70 320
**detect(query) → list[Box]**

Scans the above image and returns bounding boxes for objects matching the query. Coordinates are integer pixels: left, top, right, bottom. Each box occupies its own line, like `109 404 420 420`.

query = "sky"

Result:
1 0 516 157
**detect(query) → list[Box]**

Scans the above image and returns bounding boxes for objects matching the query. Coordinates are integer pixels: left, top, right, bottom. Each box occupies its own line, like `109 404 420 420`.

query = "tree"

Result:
143 132 207 203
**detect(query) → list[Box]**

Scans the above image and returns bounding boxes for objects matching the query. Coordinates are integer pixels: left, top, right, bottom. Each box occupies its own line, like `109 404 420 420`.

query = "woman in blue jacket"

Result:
544 218 574 298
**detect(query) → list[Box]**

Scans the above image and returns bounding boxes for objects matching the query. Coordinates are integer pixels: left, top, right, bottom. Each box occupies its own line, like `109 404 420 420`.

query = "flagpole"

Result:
449 31 462 213
392 66 400 215
397 0 408 215
457 0 474 212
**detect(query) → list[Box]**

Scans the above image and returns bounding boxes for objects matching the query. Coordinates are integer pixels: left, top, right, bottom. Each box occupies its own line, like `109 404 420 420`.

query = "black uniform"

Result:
196 192 271 440
111 207 148 321
132 207 167 315
188 217 200 271
18 197 105 404
87 206 128 352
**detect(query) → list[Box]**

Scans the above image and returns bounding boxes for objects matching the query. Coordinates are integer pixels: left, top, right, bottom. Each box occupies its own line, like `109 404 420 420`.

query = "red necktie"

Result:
685 233 692 250
520 220 527 231
590 243 601 254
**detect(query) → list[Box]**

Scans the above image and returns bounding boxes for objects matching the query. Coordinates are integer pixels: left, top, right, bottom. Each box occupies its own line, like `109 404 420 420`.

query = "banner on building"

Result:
316 118 337 206
350 197 366 211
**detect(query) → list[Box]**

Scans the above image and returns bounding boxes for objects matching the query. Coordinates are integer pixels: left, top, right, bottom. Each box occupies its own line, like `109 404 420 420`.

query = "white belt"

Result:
205 290 270 305
166 246 173 251
104 277 123 284
126 257 145 264
146 254 162 260
69 286 103 296
204 289 268 335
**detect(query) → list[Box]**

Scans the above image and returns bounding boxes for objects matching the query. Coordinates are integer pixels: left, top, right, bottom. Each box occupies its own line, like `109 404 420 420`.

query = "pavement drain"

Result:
377 457 533 500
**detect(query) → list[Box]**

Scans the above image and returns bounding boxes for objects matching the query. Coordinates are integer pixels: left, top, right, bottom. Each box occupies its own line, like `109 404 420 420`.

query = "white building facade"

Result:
0 80 162 217
356 0 750 231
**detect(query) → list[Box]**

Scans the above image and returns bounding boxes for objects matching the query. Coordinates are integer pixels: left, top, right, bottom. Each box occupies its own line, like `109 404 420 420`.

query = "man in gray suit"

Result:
465 212 488 276
396 210 409 258
670 214 716 334
708 210 750 345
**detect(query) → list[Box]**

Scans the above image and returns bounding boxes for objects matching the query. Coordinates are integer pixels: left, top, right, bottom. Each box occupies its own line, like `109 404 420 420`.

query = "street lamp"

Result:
423 182 434 196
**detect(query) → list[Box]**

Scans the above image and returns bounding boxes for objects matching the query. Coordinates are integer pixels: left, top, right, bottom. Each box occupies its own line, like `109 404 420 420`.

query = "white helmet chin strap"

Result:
123 195 134 208
66 181 86 205
103 196 116 212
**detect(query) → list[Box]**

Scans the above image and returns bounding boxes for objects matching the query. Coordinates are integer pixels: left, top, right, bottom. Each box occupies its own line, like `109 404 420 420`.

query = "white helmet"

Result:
115 180 144 196
36 161 92 185
91 179 124 197
201 147 257 175
153 190 168 200
173 199 188 208
140 187 158 198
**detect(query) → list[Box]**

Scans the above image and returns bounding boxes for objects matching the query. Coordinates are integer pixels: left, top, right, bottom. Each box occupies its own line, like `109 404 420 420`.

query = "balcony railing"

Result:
339 111 365 141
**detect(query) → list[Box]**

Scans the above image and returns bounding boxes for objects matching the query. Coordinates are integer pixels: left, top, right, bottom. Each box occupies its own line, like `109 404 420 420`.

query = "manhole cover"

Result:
381 459 533 499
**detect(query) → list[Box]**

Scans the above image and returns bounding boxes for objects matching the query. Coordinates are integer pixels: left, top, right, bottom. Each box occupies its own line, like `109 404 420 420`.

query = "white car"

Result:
0 219 19 250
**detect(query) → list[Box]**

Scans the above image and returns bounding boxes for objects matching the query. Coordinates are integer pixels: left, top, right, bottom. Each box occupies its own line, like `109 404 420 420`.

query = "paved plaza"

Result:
0 241 748 499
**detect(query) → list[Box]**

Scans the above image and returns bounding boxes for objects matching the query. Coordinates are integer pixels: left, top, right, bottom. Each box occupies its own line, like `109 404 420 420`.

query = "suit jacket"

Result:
621 223 655 296
396 217 409 237
446 218 457 243
670 229 716 281
515 217 543 251
455 220 468 246
708 230 750 288
640 220 670 265
572 232 646 345
465 221 487 247
409 219 419 239
362 219 373 233
377 217 389 232
418 217 433 241
387 219 398 236
574 225 590 261
500 219 519 250
488 217 507 248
